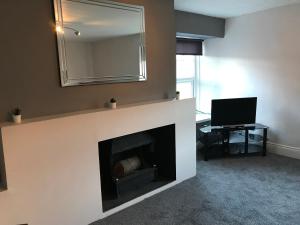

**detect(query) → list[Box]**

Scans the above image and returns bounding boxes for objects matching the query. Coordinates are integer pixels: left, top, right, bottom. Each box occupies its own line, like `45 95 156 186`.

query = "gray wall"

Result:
203 4 300 148
175 10 225 38
0 0 176 123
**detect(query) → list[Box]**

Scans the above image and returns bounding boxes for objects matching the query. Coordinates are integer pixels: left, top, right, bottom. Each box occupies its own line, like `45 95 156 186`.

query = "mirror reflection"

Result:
54 0 146 86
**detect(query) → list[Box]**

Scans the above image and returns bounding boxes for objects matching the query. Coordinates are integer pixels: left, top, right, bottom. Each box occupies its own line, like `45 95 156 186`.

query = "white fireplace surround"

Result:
0 99 196 225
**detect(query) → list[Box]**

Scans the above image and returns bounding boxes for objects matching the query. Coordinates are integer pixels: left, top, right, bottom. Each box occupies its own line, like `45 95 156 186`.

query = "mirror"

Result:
53 0 146 86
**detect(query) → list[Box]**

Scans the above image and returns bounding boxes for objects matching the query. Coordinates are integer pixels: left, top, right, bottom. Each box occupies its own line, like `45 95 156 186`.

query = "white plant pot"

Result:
176 93 180 100
13 114 22 124
110 102 117 109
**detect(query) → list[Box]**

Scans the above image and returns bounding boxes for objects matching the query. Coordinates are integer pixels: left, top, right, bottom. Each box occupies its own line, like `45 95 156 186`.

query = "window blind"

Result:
176 38 203 55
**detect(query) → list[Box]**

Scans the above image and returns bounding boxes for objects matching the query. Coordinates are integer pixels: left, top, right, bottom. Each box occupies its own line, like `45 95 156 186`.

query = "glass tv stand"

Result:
199 123 268 161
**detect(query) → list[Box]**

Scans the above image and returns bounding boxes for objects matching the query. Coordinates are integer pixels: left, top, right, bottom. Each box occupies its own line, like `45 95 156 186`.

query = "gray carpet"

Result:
91 154 300 225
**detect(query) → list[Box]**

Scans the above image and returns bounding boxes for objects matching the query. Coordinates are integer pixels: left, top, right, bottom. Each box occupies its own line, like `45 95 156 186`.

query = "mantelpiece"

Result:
0 99 179 128
0 99 196 225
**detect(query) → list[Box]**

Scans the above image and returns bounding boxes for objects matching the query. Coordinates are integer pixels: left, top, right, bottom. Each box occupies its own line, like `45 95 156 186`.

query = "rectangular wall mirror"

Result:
53 0 147 86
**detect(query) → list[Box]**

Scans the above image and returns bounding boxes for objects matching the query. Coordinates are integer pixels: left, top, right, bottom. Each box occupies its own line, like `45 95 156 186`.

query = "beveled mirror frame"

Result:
53 0 147 87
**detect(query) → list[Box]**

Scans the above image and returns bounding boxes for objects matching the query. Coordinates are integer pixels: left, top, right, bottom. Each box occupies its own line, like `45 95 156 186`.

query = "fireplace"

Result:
99 124 176 211
0 99 195 224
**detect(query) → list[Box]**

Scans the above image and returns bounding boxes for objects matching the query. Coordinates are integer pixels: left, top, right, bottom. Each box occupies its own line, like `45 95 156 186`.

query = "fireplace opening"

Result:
99 124 176 211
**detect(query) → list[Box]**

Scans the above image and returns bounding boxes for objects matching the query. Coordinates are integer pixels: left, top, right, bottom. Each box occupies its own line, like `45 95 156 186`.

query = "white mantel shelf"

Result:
0 98 190 128
0 98 196 225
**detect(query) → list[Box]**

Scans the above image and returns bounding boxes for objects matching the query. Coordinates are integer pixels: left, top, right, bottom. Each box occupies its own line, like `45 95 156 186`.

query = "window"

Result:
176 38 212 120
176 38 202 112
176 55 200 110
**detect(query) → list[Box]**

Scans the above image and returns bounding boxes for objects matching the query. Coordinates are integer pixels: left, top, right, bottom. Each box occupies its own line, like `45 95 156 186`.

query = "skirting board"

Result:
268 142 300 160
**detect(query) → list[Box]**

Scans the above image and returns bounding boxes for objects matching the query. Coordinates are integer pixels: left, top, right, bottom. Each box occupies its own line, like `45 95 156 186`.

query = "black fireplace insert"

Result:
99 124 176 211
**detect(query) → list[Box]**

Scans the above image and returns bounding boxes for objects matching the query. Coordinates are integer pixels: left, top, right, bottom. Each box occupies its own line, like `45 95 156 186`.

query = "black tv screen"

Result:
211 97 257 126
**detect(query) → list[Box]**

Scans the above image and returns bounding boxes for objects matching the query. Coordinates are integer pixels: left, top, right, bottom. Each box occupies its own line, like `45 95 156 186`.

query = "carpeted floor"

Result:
91 154 300 225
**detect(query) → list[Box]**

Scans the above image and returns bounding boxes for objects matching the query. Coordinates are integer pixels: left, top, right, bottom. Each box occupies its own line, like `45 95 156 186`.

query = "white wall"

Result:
65 34 141 79
0 99 196 225
92 34 140 77
65 41 95 78
202 3 300 149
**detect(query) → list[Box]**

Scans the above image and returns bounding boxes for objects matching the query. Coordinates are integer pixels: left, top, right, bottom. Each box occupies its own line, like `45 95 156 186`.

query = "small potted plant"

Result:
176 91 180 100
12 108 22 124
109 98 117 109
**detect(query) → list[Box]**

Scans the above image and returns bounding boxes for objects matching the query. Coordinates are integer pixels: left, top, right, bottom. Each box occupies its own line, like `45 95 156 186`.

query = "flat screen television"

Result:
211 97 257 127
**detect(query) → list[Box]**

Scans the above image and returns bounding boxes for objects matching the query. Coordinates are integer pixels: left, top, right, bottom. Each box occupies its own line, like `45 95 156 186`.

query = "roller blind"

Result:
176 38 203 55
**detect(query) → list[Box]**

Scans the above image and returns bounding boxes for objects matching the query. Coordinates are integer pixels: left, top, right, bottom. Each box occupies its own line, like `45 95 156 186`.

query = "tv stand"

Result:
199 123 268 161
222 124 255 129
223 125 244 129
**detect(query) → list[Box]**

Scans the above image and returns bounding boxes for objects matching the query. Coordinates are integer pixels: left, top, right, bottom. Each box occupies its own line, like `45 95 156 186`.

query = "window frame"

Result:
176 55 201 111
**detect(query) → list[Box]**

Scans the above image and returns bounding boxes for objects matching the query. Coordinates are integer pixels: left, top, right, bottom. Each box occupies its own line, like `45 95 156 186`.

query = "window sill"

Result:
196 112 211 123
